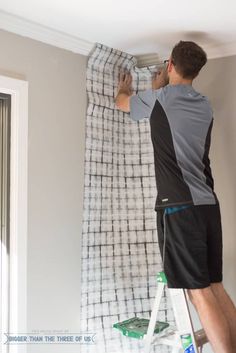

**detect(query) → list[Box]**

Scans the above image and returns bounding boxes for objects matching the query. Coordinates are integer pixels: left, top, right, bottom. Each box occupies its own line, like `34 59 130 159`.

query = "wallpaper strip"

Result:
80 43 174 353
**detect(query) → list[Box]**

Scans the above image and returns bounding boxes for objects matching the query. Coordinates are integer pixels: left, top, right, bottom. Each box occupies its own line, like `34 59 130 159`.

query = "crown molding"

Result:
1 10 236 61
0 10 94 56
205 41 236 60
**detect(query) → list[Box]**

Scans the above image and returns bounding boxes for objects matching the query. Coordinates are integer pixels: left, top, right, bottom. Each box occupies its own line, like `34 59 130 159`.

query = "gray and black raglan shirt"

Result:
130 84 219 211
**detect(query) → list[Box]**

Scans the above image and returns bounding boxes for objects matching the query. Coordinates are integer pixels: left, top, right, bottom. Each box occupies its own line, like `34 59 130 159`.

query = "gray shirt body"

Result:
130 84 218 211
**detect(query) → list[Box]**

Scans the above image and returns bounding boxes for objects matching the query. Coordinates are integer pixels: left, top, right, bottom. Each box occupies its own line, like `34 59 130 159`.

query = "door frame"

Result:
0 75 28 353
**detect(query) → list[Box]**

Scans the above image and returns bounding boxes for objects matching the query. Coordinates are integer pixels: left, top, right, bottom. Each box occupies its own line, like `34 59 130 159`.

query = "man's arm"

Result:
114 65 169 114
114 72 133 112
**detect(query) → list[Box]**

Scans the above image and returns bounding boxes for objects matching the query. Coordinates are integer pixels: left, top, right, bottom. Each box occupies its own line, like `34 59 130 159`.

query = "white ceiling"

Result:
0 0 236 60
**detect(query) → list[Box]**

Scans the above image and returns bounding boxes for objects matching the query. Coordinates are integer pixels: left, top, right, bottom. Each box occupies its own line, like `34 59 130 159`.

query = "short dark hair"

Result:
171 41 207 79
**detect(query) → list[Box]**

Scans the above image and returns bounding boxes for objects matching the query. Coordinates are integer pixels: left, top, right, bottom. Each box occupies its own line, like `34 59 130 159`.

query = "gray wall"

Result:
195 56 236 303
0 28 235 353
193 56 236 352
0 29 87 353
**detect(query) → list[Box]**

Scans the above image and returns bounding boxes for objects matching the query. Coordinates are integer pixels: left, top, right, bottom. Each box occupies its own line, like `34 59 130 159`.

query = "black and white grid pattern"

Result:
81 43 175 353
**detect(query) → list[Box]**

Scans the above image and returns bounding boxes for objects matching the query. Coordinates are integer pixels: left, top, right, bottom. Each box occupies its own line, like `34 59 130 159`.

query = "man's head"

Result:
166 41 207 83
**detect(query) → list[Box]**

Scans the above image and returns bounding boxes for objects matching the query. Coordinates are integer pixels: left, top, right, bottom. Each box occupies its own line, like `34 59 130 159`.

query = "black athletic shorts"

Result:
156 203 223 289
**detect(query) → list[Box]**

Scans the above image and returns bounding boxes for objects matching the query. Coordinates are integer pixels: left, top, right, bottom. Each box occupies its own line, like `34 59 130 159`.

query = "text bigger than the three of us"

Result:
5 334 95 344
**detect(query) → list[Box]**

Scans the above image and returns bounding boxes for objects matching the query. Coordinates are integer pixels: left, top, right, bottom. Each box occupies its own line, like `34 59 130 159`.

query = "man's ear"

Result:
167 59 173 73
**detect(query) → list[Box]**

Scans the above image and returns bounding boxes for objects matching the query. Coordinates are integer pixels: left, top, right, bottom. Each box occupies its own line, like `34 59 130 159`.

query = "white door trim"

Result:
0 75 28 353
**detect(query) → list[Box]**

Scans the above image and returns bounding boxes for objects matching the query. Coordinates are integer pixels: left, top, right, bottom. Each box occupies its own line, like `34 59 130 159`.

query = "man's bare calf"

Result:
187 285 235 353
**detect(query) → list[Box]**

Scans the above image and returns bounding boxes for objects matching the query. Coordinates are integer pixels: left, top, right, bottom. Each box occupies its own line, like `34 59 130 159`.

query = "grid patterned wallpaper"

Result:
80 43 174 353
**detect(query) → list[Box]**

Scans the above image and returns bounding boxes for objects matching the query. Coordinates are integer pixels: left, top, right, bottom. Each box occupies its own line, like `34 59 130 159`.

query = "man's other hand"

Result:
152 66 169 90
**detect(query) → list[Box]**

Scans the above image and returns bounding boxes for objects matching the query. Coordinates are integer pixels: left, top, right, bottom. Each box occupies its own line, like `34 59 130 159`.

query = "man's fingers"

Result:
159 67 166 75
124 73 132 85
152 70 161 80
118 71 127 82
119 71 125 82
118 71 132 84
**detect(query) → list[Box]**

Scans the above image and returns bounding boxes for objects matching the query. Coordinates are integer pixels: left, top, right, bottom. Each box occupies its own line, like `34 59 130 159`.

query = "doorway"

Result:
0 93 11 353
0 75 28 353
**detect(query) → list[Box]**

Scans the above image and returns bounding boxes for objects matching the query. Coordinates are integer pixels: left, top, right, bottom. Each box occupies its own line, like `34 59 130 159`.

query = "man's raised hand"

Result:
117 71 133 96
115 71 133 112
152 66 169 90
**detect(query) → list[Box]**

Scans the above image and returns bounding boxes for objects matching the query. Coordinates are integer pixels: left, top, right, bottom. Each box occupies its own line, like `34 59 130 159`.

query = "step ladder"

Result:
144 271 208 352
113 271 208 353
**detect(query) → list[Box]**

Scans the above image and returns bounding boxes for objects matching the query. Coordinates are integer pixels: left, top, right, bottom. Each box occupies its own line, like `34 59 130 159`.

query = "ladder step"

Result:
113 318 208 349
113 317 169 339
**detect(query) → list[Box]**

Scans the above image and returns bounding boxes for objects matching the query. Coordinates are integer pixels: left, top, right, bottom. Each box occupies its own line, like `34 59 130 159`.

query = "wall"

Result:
195 56 236 302
191 55 236 352
0 29 87 353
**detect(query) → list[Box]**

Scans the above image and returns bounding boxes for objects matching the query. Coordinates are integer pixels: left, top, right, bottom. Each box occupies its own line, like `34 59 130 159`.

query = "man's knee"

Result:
187 286 212 306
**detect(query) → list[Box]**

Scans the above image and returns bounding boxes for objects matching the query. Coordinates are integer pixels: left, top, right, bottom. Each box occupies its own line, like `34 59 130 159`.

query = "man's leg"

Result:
187 286 234 353
210 282 236 351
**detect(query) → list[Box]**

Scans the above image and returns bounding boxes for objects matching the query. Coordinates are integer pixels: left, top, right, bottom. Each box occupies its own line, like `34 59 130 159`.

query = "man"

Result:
115 41 236 353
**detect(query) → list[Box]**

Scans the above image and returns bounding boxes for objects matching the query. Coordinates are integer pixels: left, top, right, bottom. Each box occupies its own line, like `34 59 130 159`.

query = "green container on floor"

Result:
113 317 169 339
